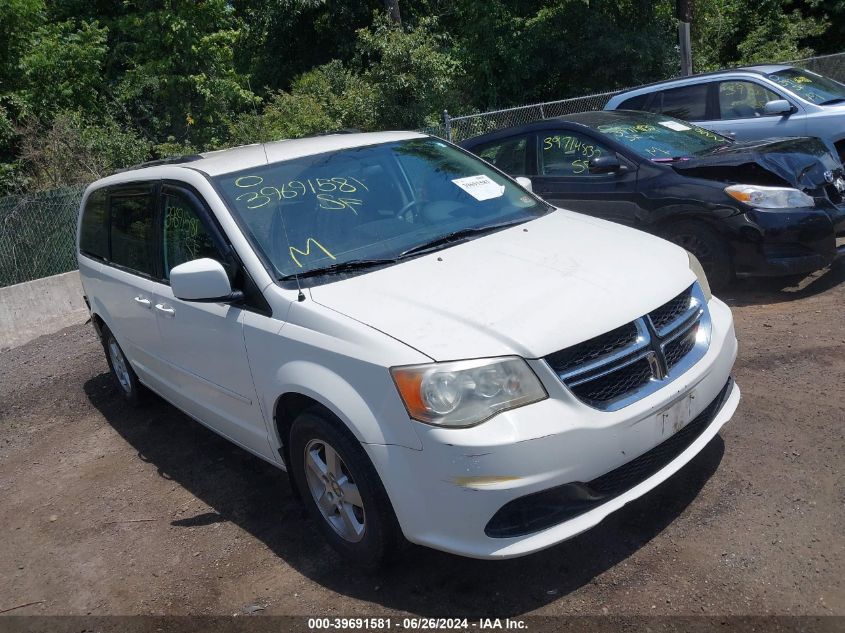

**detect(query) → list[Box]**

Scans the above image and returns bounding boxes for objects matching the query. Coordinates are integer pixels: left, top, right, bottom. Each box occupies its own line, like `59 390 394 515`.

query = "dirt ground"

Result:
1 262 843 619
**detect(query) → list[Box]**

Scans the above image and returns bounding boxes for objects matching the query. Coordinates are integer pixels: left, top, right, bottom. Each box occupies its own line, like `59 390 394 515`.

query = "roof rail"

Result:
114 154 204 174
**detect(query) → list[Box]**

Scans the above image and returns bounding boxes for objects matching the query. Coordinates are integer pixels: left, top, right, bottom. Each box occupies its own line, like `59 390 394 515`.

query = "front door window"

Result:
161 190 221 279
718 81 781 119
538 132 613 177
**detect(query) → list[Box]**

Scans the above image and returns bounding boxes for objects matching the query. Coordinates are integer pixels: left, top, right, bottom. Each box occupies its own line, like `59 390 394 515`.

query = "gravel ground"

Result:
0 262 843 618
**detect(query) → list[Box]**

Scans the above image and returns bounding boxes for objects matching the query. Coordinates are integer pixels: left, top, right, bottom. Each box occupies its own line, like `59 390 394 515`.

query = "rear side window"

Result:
650 84 709 121
617 94 649 111
473 136 529 176
109 186 156 276
79 189 108 259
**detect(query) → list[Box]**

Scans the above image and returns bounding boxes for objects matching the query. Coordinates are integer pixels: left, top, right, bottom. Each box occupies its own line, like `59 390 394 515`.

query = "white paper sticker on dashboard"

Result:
452 175 506 201
659 120 691 131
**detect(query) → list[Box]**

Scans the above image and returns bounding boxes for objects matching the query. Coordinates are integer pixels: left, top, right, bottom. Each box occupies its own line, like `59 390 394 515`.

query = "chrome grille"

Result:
569 357 654 405
648 285 693 333
545 283 710 411
545 322 639 374
663 322 699 369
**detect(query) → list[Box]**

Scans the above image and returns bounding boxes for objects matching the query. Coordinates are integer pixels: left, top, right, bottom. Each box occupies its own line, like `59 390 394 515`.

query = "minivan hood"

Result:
308 210 693 361
674 136 842 194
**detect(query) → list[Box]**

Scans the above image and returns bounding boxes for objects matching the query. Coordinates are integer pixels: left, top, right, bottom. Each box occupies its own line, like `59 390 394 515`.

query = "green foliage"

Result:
355 14 464 128
109 0 257 148
18 19 108 117
520 1 677 97
0 0 844 195
0 0 44 88
16 111 150 191
693 0 828 70
226 16 461 143
737 8 827 64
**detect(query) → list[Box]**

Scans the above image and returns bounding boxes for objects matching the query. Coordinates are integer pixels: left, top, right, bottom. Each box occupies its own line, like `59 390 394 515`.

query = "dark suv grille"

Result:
545 284 708 410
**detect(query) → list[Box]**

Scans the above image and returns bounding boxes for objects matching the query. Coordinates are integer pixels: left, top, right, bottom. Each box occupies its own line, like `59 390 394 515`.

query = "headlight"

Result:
391 357 547 427
687 251 712 301
725 184 814 209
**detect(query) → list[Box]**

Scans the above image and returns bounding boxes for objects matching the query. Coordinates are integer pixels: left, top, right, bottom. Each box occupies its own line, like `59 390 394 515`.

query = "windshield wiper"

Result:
399 219 530 258
281 258 398 280
819 98 845 106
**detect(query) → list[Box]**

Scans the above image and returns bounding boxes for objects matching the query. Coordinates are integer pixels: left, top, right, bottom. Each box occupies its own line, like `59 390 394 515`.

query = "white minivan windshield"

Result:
213 138 550 280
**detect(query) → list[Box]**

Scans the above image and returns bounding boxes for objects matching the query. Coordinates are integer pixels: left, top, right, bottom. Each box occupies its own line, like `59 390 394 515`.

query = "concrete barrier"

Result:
0 271 89 352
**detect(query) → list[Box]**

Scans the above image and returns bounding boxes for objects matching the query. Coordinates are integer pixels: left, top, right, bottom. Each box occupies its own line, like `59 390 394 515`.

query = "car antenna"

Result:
261 135 305 303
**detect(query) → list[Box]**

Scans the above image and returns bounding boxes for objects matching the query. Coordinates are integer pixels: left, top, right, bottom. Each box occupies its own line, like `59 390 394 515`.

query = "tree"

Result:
17 19 108 118
355 14 464 128
108 0 256 149
384 0 402 25
692 0 827 70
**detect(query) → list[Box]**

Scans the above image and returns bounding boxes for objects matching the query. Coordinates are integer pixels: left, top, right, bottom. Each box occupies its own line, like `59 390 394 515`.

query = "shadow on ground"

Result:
720 258 844 307
84 373 725 618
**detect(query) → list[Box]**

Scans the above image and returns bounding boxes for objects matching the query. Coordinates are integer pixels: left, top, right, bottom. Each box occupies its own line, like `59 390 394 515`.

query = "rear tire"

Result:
101 326 146 407
660 220 733 291
289 406 404 569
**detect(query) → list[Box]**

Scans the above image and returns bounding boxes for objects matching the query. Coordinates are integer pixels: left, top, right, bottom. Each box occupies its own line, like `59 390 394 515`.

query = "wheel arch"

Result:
648 205 737 233
269 362 422 466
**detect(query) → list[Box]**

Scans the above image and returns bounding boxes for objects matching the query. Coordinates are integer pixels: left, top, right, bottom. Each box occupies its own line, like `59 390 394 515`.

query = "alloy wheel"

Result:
303 439 366 542
108 339 132 395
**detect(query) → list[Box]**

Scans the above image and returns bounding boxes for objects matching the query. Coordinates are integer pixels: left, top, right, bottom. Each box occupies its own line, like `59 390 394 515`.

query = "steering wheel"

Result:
398 200 422 223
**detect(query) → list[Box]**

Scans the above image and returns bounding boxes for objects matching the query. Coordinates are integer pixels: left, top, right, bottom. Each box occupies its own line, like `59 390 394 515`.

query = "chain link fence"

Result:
426 51 845 143
1 53 843 288
0 186 85 287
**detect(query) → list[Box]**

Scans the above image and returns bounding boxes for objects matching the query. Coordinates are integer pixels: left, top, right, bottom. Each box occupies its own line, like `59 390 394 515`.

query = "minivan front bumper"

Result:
366 297 739 559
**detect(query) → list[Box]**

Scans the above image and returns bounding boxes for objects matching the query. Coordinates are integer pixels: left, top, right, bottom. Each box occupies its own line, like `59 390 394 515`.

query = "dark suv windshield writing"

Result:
591 113 730 160
766 68 845 105
213 139 548 280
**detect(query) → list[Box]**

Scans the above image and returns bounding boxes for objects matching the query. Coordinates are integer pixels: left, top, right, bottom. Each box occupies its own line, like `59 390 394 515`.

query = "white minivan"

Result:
77 132 740 565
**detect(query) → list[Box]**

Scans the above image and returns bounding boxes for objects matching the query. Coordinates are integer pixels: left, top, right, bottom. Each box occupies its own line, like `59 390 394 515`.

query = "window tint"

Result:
618 94 649 111
79 189 108 259
718 81 781 119
473 136 528 175
109 187 156 276
651 84 709 120
767 68 845 105
538 131 612 177
594 113 729 160
162 190 220 278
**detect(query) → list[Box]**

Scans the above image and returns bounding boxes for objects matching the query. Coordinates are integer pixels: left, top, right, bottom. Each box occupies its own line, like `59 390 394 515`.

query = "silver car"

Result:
605 65 845 164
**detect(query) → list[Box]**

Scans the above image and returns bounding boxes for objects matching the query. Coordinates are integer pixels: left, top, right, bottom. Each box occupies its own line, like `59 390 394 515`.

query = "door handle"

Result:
133 296 151 308
154 303 176 317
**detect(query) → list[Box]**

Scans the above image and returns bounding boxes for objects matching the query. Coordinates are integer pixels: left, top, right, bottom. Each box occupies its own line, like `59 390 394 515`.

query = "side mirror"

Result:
515 176 533 192
589 155 626 174
763 99 794 116
170 258 243 303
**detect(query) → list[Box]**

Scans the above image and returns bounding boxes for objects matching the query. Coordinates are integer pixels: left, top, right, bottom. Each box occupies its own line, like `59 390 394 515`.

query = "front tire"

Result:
101 326 146 407
289 407 404 568
660 219 733 290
